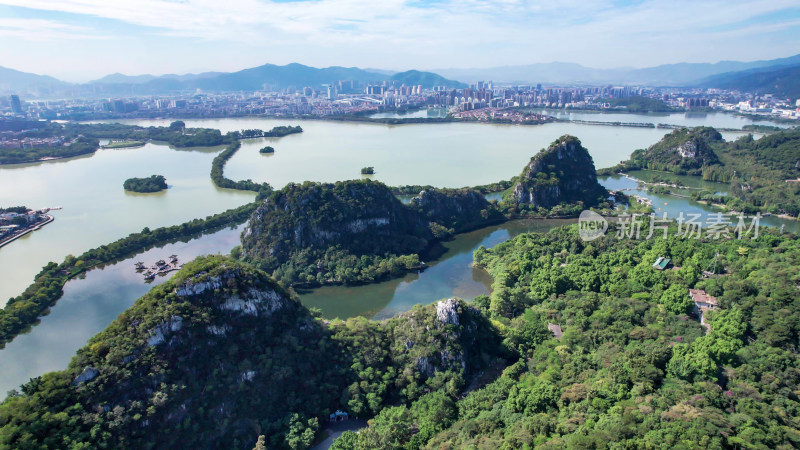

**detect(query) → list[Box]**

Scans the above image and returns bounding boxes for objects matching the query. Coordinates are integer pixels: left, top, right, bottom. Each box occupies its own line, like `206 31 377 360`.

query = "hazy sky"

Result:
1 0 799 82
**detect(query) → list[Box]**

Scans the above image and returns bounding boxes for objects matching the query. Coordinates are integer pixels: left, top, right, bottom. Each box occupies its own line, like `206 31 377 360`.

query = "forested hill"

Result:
618 126 723 175
240 135 611 288
604 127 800 216
240 179 504 287
339 221 800 448
0 255 507 449
389 70 466 89
700 64 800 101
509 135 608 210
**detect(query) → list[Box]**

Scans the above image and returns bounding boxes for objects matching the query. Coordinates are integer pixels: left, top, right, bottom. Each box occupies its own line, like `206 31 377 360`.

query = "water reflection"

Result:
299 219 575 320
0 224 244 396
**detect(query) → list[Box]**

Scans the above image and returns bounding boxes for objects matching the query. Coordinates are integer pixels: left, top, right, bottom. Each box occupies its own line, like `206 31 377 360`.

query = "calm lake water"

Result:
299 218 575 320
599 172 800 233
0 142 254 307
0 114 794 397
0 224 244 396
536 109 790 129
99 117 754 190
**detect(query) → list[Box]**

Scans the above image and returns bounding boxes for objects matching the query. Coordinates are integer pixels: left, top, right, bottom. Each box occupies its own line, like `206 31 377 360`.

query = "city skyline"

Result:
0 0 799 82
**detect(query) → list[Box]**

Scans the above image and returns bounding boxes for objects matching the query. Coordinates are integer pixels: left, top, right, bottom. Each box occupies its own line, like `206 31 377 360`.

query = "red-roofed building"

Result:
690 289 718 332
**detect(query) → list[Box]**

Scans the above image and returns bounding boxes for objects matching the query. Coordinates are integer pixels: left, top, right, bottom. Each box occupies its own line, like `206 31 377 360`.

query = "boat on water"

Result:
134 262 145 270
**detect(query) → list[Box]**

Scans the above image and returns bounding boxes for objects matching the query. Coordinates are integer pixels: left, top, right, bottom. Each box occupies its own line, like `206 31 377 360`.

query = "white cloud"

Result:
0 17 103 41
0 0 798 77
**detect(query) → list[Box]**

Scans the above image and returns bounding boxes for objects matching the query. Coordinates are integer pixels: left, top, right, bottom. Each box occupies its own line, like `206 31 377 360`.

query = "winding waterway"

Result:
0 113 794 397
300 218 575 320
599 173 800 233
0 224 245 396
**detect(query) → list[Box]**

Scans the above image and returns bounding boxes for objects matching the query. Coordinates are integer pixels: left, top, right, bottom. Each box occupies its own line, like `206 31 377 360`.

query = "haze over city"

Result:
1 0 800 81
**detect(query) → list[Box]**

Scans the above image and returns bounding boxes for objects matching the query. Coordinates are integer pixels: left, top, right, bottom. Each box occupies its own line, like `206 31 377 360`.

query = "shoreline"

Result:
78 109 794 130
0 215 54 249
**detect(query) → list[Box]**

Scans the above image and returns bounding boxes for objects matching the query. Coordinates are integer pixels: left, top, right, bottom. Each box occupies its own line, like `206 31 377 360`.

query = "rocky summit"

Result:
511 135 608 208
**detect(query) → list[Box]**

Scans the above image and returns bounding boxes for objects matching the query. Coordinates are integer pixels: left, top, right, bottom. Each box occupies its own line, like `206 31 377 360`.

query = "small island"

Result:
259 146 274 154
264 125 303 137
102 140 146 149
123 175 168 193
361 166 375 175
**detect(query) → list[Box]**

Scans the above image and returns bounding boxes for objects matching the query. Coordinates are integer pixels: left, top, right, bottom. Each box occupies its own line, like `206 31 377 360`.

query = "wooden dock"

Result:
139 256 183 281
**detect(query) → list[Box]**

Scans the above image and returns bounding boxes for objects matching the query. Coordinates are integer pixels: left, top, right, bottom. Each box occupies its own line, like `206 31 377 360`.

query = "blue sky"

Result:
0 0 798 82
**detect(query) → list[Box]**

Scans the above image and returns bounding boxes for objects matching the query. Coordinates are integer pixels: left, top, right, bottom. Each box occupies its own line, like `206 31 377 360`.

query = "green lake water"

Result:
0 114 793 397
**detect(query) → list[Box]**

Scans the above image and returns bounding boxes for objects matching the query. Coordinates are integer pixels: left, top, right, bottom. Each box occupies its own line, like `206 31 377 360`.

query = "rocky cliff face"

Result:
13 256 347 449
242 179 432 269
511 135 608 208
411 188 502 233
627 127 721 174
1 258 508 449
240 180 503 286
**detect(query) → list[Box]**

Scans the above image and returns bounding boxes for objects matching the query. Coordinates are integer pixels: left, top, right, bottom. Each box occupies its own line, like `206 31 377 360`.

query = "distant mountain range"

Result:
91 72 224 84
1 54 799 99
390 70 466 89
700 64 800 100
0 63 467 98
0 66 71 96
434 54 800 86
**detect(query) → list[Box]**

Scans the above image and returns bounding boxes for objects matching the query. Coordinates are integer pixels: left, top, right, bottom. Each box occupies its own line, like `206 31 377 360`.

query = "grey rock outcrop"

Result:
511 135 607 208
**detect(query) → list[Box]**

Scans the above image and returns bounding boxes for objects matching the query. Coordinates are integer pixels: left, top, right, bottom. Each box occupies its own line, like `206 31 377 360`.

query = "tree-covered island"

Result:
123 175 168 193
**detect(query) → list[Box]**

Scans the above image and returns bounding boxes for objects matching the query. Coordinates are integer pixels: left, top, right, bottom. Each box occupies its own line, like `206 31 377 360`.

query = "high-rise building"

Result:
9 95 23 114
112 99 126 113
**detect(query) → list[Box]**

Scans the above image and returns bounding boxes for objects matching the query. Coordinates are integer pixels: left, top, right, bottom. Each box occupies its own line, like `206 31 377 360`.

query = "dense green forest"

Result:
2 121 301 154
240 179 507 287
0 137 99 165
0 202 257 348
335 221 800 448
241 179 437 287
390 178 516 196
0 206 29 214
210 141 272 196
606 127 722 176
123 175 168 193
603 127 800 216
0 257 506 449
4 219 798 449
263 125 303 137
259 146 274 154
